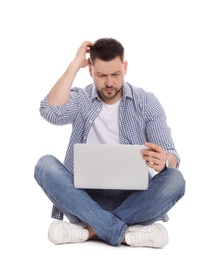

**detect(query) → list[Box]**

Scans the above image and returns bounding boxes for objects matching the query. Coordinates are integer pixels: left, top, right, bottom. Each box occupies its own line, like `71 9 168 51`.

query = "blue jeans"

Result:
34 155 185 246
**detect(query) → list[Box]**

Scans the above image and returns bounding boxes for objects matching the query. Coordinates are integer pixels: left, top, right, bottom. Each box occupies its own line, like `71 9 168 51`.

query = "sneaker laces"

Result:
61 222 88 242
125 224 169 248
128 226 154 245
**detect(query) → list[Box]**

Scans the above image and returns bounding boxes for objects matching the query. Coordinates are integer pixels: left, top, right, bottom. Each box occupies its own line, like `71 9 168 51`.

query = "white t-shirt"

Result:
87 99 121 144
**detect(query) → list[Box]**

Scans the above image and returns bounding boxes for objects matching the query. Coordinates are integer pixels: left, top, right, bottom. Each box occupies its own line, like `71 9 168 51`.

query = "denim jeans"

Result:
34 155 185 246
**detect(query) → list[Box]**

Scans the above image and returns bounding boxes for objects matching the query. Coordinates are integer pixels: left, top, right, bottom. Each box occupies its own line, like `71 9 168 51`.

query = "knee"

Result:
167 168 186 197
34 154 57 185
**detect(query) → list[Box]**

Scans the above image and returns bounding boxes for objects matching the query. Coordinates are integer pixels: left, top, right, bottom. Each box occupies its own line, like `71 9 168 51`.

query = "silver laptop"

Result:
74 144 149 190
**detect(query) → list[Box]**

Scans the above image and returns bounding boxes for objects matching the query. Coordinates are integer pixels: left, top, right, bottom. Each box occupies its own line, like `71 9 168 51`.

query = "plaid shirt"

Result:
40 82 180 222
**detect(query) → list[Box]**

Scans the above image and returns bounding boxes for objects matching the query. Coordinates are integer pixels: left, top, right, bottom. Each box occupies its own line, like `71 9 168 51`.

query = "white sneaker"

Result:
48 220 89 244
125 223 169 248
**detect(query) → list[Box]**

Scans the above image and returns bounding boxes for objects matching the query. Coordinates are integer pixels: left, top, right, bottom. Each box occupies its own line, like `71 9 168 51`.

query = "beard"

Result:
98 86 122 100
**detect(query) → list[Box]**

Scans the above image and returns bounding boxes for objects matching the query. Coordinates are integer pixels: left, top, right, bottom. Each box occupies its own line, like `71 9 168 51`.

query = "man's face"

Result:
89 57 128 104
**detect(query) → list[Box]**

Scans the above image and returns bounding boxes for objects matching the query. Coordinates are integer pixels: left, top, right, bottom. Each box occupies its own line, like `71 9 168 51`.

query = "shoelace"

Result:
60 222 84 242
136 230 153 245
129 226 154 245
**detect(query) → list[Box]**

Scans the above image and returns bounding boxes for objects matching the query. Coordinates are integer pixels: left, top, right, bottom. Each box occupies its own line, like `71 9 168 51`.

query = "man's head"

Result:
89 38 128 104
90 38 124 65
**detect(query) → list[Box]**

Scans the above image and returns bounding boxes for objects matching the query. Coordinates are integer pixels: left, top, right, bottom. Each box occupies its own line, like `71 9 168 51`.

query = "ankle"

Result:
87 226 95 240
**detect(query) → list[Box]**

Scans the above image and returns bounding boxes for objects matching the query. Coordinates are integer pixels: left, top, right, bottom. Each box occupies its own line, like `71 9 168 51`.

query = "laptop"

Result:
74 143 149 190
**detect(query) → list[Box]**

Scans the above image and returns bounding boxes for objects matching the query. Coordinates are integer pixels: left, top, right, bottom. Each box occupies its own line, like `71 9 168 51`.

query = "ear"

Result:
88 59 93 77
123 61 128 76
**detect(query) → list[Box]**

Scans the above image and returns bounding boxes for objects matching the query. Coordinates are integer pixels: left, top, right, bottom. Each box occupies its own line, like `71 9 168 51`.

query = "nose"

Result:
105 75 113 87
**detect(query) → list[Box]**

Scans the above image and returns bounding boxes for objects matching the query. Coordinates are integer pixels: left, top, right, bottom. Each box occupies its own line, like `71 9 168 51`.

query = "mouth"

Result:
103 87 115 92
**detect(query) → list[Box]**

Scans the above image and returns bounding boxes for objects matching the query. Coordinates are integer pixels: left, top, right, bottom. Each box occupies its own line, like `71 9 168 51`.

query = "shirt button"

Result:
84 136 86 140
89 120 93 124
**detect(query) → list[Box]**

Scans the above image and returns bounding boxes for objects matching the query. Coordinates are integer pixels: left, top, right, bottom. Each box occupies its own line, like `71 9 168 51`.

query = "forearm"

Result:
47 41 93 106
48 60 81 106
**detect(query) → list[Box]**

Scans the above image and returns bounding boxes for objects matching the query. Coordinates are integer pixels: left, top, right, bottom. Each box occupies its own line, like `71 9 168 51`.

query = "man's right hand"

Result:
73 41 94 69
47 40 94 106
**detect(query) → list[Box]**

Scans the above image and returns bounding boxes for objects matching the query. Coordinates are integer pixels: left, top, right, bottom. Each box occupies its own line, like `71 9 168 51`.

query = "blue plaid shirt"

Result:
40 82 180 222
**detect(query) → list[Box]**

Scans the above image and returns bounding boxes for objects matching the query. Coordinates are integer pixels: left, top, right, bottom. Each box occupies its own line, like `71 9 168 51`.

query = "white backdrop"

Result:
1 0 210 259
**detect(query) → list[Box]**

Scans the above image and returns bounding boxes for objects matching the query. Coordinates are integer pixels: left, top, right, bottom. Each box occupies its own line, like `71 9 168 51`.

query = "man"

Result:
34 38 185 247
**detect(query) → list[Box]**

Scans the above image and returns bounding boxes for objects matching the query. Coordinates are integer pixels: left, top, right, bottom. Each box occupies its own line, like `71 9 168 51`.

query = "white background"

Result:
1 0 210 259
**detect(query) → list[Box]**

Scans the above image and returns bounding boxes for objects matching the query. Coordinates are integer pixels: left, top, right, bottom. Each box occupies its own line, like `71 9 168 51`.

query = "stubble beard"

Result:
98 86 122 100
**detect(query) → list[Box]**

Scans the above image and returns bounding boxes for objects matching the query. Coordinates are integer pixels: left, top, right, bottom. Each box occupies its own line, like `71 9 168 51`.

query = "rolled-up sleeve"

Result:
39 90 80 125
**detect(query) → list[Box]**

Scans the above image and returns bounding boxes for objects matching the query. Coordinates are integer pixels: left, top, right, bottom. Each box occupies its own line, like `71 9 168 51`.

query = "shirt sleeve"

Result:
144 92 180 168
39 89 80 125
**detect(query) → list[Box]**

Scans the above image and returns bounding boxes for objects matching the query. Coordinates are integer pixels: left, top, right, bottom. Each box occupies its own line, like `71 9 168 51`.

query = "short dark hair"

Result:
90 38 124 64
